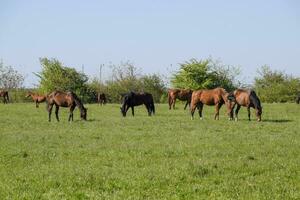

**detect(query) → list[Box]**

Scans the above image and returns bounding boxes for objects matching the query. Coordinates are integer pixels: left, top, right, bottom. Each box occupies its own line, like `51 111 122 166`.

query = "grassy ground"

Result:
0 102 299 199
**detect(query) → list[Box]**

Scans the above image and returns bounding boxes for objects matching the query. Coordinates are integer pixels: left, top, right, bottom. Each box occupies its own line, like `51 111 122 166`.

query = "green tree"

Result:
254 65 300 102
140 74 166 102
171 58 239 91
35 58 88 97
102 61 166 103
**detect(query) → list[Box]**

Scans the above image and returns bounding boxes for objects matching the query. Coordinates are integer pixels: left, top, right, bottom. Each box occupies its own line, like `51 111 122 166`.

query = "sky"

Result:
0 0 300 87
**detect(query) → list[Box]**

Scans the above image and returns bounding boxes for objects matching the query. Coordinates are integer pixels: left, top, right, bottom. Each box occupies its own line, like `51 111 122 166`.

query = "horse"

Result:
168 89 193 110
228 89 262 122
97 93 107 106
26 91 46 108
297 94 300 104
190 88 234 120
46 91 87 122
120 91 155 117
0 90 9 104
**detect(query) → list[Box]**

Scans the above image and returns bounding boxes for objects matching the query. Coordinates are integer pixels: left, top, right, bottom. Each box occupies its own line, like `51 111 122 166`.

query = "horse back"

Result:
48 91 74 107
234 89 252 107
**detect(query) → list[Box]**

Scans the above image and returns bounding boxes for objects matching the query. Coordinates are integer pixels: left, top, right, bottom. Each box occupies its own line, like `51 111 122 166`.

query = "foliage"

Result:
0 103 300 199
35 58 88 99
171 58 240 91
103 61 166 103
0 61 24 89
254 65 300 102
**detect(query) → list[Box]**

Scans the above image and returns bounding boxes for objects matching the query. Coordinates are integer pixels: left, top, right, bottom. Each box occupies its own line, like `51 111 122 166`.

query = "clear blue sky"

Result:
1 0 300 87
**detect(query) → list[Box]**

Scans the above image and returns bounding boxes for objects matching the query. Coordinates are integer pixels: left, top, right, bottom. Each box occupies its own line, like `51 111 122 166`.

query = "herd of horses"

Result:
0 88 299 122
169 88 262 121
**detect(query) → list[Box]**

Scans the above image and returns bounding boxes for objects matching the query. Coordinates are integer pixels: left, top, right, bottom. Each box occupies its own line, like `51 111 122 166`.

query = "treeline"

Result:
0 58 299 103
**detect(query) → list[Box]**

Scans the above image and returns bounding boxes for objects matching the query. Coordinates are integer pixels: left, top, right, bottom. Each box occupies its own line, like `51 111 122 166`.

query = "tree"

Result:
0 61 24 89
100 61 166 103
35 58 88 97
254 65 300 102
140 74 166 102
171 58 240 91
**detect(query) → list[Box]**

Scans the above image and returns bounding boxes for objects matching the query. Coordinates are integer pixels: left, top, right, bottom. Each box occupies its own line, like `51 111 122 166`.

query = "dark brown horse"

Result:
297 94 300 104
46 91 87 122
26 91 46 108
97 93 107 106
168 89 193 110
190 88 233 120
0 90 9 104
120 91 155 117
228 89 262 122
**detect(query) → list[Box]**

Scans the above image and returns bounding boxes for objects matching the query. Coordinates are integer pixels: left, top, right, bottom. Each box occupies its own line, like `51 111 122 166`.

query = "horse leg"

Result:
235 105 241 121
184 101 189 110
247 106 251 121
131 106 134 116
215 104 223 120
69 105 75 122
146 104 151 116
168 95 172 110
55 105 60 122
48 104 54 122
197 103 204 120
36 101 39 108
190 103 198 120
173 99 176 109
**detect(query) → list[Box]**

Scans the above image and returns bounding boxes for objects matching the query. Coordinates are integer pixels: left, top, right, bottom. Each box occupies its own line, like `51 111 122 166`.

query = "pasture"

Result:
0 103 299 199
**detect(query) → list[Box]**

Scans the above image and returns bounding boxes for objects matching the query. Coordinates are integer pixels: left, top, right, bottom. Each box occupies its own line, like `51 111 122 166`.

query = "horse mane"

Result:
68 92 86 112
249 90 262 111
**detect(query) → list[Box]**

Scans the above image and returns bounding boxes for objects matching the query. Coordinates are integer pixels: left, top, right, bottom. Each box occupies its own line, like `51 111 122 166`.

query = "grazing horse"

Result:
228 89 262 122
26 91 46 108
168 89 193 110
120 92 155 117
0 90 9 104
46 91 87 122
97 93 107 106
190 88 233 120
297 94 300 104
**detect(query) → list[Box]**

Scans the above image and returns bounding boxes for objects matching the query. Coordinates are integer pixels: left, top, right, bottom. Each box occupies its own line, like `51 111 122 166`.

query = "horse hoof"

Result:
200 117 203 120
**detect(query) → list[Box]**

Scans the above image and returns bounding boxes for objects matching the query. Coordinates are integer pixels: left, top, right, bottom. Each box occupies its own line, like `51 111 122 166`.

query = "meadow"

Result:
0 102 299 199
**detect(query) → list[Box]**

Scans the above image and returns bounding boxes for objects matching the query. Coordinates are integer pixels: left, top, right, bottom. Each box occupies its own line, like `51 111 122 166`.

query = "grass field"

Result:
0 102 299 199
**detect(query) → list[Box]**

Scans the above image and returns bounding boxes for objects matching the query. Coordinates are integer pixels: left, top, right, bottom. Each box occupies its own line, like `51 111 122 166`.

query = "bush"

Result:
254 66 300 102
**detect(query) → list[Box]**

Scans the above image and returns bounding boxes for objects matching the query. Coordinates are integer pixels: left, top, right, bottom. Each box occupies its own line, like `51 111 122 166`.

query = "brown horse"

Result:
228 89 262 122
0 90 9 104
97 93 107 106
168 89 193 110
120 91 155 117
26 91 46 108
297 94 300 104
190 88 233 120
46 91 87 122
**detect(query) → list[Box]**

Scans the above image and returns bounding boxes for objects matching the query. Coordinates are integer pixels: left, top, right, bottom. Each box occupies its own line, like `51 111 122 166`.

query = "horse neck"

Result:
73 96 85 112
250 92 261 111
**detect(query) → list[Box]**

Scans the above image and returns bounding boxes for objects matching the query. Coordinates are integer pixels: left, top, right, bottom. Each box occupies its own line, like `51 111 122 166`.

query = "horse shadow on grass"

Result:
262 119 293 123
72 118 99 122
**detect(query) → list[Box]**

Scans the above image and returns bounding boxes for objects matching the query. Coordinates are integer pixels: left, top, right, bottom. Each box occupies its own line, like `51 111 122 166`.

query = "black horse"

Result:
120 92 155 117
297 94 300 104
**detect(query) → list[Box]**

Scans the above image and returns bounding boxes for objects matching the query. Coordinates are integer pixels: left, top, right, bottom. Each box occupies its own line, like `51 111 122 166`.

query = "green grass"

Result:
0 103 299 199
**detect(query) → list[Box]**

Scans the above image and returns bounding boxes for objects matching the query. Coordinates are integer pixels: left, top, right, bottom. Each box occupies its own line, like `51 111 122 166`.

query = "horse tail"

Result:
151 98 155 115
249 90 261 111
